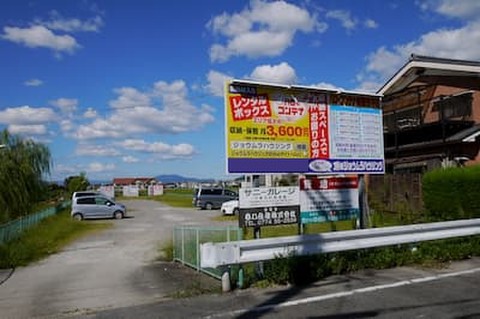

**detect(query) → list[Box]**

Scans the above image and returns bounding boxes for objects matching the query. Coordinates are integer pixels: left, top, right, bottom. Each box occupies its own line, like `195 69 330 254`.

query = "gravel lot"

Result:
0 199 232 319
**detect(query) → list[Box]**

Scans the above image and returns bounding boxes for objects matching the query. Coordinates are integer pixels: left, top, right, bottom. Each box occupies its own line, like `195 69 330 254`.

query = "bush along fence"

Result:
0 201 70 244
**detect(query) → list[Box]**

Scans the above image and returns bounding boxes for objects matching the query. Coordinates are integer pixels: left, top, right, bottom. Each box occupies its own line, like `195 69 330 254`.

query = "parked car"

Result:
221 199 239 216
192 187 238 210
71 195 126 221
72 191 112 200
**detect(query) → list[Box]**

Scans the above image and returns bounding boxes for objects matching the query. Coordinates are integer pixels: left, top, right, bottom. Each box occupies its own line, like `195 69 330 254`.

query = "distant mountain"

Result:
155 174 215 183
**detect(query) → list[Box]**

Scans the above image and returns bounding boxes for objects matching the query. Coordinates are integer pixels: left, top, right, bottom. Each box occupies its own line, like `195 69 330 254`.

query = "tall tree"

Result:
0 129 51 221
64 172 90 196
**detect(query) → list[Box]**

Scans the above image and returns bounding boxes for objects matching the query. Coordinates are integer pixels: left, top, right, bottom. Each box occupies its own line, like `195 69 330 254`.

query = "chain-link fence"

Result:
173 225 242 279
0 201 71 244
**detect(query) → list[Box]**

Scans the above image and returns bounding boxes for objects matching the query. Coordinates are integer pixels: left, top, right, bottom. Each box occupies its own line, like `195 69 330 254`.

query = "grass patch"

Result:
154 191 194 208
212 215 237 222
157 240 174 261
168 280 221 299
0 210 111 268
115 189 194 208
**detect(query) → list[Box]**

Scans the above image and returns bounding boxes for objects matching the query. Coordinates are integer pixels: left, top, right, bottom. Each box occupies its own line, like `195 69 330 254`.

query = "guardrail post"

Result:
221 267 231 292
237 265 244 289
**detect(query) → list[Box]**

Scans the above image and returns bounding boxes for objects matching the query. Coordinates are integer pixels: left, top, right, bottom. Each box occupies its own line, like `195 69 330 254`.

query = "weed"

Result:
157 240 174 261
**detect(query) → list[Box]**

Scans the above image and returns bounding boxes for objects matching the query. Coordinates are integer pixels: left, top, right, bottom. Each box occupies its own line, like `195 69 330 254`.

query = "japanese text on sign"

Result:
239 206 300 228
239 186 300 209
225 80 383 174
299 177 359 224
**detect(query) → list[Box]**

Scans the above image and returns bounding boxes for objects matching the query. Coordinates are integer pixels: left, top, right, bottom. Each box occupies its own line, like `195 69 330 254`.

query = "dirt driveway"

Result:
0 200 231 319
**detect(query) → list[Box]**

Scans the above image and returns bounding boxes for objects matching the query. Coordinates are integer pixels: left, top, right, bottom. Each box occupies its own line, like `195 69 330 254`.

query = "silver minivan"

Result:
71 196 126 221
192 188 238 210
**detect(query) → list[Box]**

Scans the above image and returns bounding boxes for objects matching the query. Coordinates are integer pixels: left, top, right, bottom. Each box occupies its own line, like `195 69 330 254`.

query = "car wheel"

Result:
233 208 239 215
205 202 213 210
72 213 83 221
114 211 124 219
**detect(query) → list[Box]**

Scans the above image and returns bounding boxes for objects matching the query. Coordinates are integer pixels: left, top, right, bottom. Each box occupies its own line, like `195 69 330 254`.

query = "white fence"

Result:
200 218 480 268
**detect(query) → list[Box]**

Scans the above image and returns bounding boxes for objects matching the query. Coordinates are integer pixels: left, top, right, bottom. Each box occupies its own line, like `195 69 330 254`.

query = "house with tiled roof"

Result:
113 177 158 190
378 54 480 173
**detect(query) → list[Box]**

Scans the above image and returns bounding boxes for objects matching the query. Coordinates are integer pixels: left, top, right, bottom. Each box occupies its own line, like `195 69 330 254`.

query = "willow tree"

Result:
0 129 51 221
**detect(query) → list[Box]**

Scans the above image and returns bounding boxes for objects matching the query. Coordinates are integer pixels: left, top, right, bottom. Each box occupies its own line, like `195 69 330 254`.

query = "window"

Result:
95 197 109 205
77 197 95 205
202 189 223 195
384 107 422 132
433 92 472 120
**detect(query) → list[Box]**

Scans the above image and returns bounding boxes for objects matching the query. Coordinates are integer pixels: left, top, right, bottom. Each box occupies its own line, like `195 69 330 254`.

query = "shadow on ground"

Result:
130 261 221 299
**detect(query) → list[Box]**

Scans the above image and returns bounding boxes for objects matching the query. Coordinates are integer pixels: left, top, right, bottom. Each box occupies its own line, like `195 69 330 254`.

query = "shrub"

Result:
423 165 480 220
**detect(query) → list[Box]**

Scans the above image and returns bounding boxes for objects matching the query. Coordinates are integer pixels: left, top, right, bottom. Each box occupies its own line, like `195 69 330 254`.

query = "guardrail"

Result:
200 218 480 268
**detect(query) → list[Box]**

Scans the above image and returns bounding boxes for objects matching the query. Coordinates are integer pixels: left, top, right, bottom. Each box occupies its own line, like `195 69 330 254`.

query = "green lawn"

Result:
0 210 111 268
154 189 195 208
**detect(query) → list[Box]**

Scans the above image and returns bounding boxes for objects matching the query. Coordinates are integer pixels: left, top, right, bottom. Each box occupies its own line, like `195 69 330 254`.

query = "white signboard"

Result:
239 186 300 208
98 185 115 199
123 185 139 197
148 184 164 196
300 177 359 224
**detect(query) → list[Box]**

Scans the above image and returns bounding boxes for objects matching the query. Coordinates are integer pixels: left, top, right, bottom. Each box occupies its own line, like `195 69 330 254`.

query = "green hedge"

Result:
259 235 480 286
423 165 480 220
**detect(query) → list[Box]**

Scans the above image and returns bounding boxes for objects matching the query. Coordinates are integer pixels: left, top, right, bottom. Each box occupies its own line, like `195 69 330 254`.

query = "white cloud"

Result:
75 144 121 157
207 0 325 62
122 156 139 163
24 78 43 87
206 70 232 97
2 25 80 54
364 19 378 29
8 124 48 135
73 80 214 140
37 12 104 33
326 10 357 31
53 163 79 176
249 62 297 84
119 139 195 159
83 107 97 118
87 162 116 172
109 87 151 109
50 98 78 114
419 0 480 20
358 20 480 91
0 106 57 125
60 119 75 133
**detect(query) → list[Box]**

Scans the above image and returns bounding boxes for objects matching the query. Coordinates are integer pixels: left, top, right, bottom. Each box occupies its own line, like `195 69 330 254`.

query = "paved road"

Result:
0 200 228 319
79 258 480 319
2 201 480 319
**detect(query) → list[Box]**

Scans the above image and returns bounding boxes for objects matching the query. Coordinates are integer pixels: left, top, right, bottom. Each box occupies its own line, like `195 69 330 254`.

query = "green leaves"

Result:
64 172 90 196
0 129 51 222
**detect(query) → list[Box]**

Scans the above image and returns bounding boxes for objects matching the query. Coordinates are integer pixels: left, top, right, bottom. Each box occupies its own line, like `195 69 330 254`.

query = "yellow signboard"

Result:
225 80 383 174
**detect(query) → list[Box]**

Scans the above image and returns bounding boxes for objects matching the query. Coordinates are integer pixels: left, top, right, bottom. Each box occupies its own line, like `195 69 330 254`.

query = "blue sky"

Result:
1 0 479 182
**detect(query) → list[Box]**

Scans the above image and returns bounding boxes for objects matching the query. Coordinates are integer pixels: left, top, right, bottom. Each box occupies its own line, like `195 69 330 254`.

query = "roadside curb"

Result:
0 268 14 286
